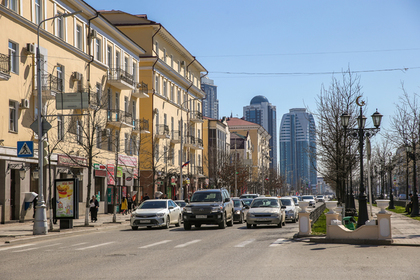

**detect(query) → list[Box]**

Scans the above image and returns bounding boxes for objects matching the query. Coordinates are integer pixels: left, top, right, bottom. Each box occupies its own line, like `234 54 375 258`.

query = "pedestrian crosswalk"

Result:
0 237 293 253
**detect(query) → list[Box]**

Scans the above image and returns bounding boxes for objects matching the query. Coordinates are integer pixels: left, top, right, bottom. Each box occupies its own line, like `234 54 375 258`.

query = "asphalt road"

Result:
1 207 419 279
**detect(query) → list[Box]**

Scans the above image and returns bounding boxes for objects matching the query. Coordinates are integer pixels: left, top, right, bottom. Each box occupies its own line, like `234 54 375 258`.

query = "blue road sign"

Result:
17 141 34 157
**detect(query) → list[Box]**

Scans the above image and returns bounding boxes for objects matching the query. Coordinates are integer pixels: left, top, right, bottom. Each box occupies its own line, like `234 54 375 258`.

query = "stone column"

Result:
298 201 311 236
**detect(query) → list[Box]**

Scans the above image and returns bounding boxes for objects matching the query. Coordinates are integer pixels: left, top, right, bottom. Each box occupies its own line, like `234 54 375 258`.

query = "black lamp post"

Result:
341 113 356 216
406 143 419 216
388 152 395 209
341 98 382 227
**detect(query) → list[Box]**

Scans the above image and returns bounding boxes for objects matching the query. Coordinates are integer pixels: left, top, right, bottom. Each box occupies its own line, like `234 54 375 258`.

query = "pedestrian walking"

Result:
90 195 99 222
127 194 133 213
121 197 128 215
143 193 150 201
33 195 38 220
405 193 413 214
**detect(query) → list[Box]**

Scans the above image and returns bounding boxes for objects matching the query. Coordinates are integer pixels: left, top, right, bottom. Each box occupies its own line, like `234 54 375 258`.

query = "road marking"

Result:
175 240 201 248
13 243 62 252
0 244 34 251
75 242 115 251
234 239 255 247
58 242 88 249
269 238 290 247
139 240 171 249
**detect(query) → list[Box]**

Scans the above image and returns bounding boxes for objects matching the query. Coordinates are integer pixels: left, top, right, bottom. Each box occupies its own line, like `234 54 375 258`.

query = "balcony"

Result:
189 111 203 123
193 166 203 176
196 138 203 148
132 118 149 134
34 73 63 100
0 53 11 81
132 82 149 98
170 130 181 144
107 68 135 90
156 124 170 139
107 109 133 128
184 135 196 148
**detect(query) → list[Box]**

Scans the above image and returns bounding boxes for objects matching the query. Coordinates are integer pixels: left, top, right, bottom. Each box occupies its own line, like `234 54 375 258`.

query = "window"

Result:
9 100 18 132
57 115 64 140
115 92 120 110
57 64 64 92
95 38 101 61
76 24 82 50
132 101 136 120
107 46 112 68
35 0 42 24
57 16 64 39
115 131 119 152
116 51 120 68
155 75 160 94
154 41 159 56
124 57 128 73
107 130 112 151
124 96 128 113
177 61 180 72
177 89 181 104
96 83 102 104
96 126 101 149
164 113 167 126
132 62 136 81
163 49 166 63
9 0 18 13
163 80 167 97
170 85 174 102
8 41 18 74
170 55 173 68
125 133 129 153
76 120 82 145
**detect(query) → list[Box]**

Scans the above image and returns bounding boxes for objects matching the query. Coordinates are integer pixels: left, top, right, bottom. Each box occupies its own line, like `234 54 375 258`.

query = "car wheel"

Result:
131 226 138 230
164 216 170 229
184 222 191 230
246 223 251 229
219 214 226 229
175 214 181 227
227 211 234 227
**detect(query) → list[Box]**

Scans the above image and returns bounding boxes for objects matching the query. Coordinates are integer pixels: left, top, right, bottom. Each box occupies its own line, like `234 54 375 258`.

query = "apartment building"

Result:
0 1 146 223
99 11 207 199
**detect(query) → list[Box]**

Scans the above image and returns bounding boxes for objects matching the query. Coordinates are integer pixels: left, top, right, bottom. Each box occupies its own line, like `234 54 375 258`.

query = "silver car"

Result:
130 199 182 230
301 195 316 208
246 197 286 228
280 197 299 223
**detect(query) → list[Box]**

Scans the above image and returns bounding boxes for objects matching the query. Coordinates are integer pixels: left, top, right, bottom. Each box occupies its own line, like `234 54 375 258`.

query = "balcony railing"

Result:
107 68 135 90
132 81 149 98
34 73 63 99
156 124 170 138
185 135 196 146
107 109 133 128
190 111 203 123
0 53 11 80
133 118 149 133
170 130 181 143
196 138 203 147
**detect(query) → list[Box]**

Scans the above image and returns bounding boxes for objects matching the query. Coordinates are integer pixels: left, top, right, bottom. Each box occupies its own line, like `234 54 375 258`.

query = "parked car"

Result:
240 194 259 199
183 188 234 230
232 197 245 223
174 200 187 212
246 197 286 228
130 199 182 230
316 195 325 203
301 195 316 208
280 197 299 223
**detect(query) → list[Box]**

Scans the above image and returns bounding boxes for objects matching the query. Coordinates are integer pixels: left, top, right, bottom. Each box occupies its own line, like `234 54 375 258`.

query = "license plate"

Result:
196 215 207 219
140 220 150 223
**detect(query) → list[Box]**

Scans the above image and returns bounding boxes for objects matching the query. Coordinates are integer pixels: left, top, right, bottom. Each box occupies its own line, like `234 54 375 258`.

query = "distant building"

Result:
279 108 317 193
201 76 219 119
243 96 277 171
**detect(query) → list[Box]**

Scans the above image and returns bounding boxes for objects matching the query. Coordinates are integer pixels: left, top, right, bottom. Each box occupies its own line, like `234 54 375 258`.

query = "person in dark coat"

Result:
89 195 99 222
127 194 133 213
33 195 38 220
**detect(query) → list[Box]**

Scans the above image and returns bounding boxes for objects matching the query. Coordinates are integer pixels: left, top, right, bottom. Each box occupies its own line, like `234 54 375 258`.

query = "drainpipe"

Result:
87 12 99 90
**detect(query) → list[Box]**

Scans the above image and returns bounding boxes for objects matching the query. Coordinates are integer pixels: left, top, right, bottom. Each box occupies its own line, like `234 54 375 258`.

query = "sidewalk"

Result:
0 212 131 244
305 205 420 246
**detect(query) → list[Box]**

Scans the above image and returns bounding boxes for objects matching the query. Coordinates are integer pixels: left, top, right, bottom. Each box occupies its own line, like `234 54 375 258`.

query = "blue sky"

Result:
88 0 420 136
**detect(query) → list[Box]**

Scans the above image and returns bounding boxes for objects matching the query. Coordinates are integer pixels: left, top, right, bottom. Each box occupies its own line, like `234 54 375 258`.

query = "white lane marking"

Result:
234 239 256 248
13 243 62 252
139 240 171 249
75 242 115 251
58 242 88 249
0 244 34 251
174 240 201 248
269 238 290 247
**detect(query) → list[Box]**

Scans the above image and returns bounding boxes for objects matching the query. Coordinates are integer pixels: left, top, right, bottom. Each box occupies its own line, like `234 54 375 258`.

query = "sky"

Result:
88 0 420 142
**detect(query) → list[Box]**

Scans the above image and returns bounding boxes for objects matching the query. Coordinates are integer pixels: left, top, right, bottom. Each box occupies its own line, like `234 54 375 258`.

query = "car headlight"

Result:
185 207 192 213
211 206 223 213
156 212 165 217
235 210 240 215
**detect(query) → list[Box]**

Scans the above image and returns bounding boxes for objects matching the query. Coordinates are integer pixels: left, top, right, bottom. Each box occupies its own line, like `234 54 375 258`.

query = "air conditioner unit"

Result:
26 43 35 54
72 72 82 81
90 29 97 39
20 99 30 109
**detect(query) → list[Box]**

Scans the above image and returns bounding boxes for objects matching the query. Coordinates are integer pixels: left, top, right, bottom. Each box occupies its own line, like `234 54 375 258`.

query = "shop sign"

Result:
117 167 123 178
94 163 107 177
107 164 115 185
58 155 87 167
126 177 132 181
118 154 137 167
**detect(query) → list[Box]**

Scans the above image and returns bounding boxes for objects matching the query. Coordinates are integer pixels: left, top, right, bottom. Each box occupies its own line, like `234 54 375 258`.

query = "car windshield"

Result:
250 199 279 208
139 201 167 209
317 196 323 198
281 199 292 206
242 199 253 206
190 192 222 202
302 196 314 200
233 200 241 207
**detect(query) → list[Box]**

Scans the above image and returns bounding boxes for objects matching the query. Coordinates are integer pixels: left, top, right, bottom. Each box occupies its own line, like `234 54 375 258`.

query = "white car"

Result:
246 197 286 228
280 197 299 223
130 199 182 230
301 195 316 208
316 195 325 203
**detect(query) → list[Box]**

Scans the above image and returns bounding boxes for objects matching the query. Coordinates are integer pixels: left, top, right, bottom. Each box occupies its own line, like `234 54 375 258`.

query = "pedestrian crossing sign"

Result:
17 141 34 157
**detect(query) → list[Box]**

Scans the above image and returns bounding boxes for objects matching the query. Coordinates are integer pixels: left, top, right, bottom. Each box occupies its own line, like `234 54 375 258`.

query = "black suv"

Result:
183 189 234 230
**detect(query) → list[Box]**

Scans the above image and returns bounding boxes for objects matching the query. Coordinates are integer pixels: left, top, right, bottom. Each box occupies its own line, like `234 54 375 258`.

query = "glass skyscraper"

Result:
201 76 219 119
279 108 317 193
243 96 277 171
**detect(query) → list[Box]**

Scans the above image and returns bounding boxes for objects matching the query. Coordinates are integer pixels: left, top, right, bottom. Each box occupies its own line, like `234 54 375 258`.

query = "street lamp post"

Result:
388 152 395 209
406 143 419 216
34 10 82 235
340 97 382 227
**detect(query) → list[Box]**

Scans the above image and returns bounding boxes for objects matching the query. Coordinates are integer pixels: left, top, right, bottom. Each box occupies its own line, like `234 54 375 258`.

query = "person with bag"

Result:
121 197 128 215
90 195 99 222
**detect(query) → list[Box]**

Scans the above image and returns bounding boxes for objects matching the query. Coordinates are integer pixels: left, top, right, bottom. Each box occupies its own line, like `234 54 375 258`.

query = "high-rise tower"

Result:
279 108 317 194
243 96 277 170
201 76 219 119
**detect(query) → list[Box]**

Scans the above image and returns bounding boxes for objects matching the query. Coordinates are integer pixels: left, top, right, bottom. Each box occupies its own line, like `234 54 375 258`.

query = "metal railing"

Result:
133 118 149 132
171 130 181 141
0 53 10 74
196 138 203 147
186 135 196 145
107 109 133 124
156 124 169 136
309 203 326 226
36 73 63 93
189 111 203 121
108 68 134 86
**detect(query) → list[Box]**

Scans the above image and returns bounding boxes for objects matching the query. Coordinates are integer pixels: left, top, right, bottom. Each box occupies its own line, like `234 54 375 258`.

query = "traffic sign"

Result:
30 118 52 136
17 141 34 157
